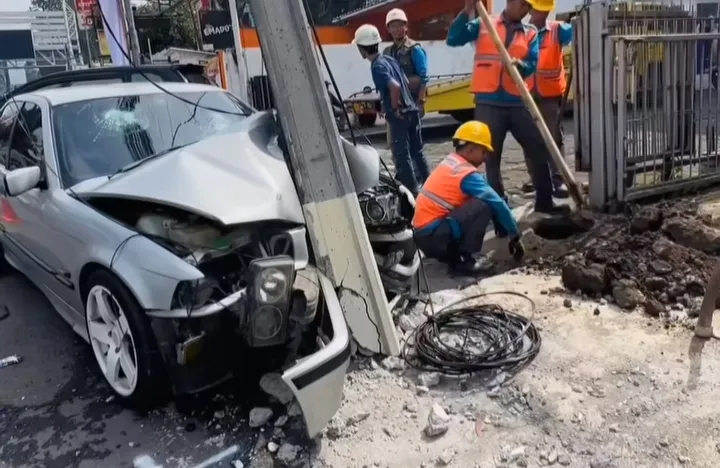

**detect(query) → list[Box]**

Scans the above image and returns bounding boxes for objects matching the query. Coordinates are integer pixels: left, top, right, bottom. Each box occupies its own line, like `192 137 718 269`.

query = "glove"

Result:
508 236 525 262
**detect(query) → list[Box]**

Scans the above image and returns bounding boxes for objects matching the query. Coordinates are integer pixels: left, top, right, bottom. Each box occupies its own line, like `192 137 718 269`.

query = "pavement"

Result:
0 120 586 468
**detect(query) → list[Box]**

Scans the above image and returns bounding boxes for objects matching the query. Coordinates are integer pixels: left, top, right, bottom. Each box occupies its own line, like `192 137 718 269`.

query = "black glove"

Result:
508 236 525 262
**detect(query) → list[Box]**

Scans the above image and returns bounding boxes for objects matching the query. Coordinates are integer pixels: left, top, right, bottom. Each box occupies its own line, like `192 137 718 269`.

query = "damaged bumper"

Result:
148 264 350 438
282 272 351 438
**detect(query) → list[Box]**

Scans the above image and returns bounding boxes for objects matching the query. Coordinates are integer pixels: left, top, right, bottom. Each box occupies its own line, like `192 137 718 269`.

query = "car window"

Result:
130 73 167 83
0 101 21 167
64 78 123 87
7 102 44 171
52 90 253 187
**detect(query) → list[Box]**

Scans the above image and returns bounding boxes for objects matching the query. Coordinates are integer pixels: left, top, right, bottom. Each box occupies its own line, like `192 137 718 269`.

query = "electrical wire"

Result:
403 291 541 375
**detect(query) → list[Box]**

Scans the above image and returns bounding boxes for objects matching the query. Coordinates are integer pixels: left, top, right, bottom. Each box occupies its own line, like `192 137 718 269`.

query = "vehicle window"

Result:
184 73 213 85
130 73 166 83
53 90 253 187
7 102 44 171
64 78 123 87
0 102 21 166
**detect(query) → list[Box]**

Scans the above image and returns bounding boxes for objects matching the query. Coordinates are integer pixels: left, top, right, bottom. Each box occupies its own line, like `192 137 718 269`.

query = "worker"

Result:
446 0 570 218
383 8 429 112
695 259 720 339
412 121 525 275
521 0 573 199
353 24 430 195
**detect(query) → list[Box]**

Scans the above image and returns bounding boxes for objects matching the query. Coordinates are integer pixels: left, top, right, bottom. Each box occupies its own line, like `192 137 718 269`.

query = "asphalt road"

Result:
0 271 276 468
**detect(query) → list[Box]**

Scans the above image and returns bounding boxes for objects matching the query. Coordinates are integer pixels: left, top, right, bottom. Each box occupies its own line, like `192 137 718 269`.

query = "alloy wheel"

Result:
86 285 139 397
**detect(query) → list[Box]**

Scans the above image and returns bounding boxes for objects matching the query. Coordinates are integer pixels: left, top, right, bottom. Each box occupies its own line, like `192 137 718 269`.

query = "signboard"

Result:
199 10 234 50
75 0 96 30
0 30 35 60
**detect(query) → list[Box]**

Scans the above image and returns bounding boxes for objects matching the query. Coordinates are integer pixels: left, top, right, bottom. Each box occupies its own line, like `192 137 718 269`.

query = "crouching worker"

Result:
412 121 525 275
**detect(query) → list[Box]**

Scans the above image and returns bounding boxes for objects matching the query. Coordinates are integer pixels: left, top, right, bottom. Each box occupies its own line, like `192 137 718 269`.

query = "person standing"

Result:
383 8 429 114
521 0 572 198
446 0 570 220
413 121 525 275
353 24 430 195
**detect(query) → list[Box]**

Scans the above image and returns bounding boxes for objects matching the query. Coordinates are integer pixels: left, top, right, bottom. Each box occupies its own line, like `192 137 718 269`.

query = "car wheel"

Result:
0 243 10 276
84 269 165 408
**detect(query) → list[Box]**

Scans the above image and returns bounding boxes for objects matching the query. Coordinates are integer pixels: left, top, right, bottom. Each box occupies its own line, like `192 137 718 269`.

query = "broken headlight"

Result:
246 256 294 347
171 278 217 310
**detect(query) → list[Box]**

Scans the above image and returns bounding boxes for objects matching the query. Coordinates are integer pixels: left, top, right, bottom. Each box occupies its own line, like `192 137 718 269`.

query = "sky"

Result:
7 0 31 12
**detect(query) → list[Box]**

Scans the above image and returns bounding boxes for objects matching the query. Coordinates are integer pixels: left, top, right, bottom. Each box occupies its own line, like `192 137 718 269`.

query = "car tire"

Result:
84 269 166 409
0 243 10 277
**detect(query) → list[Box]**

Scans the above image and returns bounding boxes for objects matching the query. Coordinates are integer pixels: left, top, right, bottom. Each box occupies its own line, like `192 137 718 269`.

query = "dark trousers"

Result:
524 96 565 187
386 110 430 193
414 198 493 260
474 103 554 209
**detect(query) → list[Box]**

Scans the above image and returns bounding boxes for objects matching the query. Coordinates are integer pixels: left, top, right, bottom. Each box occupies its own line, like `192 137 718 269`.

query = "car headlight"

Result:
245 256 294 347
256 267 289 304
171 278 217 310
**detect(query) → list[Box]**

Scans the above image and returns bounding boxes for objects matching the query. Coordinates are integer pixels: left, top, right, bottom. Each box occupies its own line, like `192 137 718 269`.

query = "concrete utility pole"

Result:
246 0 399 356
121 0 142 64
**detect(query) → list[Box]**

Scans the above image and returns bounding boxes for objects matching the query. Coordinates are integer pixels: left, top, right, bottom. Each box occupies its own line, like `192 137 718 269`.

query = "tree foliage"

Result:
30 0 64 11
135 2 199 55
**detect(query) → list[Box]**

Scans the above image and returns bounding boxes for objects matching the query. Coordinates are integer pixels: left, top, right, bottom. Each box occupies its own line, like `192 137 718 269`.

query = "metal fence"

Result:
574 1 720 209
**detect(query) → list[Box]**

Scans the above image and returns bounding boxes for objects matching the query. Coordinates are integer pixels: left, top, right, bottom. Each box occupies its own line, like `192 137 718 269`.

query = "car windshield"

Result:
52 90 252 187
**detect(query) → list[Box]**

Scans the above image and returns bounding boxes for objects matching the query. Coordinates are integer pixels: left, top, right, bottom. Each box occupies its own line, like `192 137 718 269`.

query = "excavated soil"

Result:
526 200 720 316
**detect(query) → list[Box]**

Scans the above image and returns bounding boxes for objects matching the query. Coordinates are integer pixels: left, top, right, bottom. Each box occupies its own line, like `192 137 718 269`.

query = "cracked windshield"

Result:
52 91 250 186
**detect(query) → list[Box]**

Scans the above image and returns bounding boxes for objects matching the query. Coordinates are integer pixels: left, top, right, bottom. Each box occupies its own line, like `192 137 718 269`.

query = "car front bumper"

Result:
282 271 351 438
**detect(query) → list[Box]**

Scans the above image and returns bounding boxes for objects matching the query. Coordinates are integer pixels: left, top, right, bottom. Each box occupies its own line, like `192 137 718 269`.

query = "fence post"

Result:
587 2 608 209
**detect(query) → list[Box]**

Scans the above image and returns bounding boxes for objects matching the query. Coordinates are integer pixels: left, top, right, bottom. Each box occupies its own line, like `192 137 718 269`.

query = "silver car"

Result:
0 82 392 437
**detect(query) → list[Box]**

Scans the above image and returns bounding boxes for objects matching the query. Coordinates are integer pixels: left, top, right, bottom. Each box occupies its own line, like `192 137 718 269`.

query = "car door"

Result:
0 101 23 258
2 99 80 323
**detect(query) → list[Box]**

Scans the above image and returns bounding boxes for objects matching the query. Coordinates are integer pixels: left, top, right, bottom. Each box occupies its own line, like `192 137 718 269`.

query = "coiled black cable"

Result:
404 292 541 375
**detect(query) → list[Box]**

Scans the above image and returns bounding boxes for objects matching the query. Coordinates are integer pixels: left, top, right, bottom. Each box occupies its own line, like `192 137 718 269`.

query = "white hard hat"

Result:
385 8 408 25
352 24 382 46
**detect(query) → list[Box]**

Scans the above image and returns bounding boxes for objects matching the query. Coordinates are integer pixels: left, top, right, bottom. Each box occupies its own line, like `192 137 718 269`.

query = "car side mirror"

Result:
4 166 41 197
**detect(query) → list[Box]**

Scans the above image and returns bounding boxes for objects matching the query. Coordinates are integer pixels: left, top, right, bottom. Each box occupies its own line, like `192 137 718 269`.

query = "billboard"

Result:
75 0 96 30
0 30 35 60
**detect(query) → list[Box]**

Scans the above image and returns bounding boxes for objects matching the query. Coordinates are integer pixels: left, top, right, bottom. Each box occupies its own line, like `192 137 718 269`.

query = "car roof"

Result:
21 82 224 106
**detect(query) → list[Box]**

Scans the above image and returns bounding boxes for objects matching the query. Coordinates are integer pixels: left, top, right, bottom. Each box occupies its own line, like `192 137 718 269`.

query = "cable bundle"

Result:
404 292 542 375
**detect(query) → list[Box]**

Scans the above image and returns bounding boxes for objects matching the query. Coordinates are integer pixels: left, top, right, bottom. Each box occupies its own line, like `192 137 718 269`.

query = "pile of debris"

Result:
534 201 720 317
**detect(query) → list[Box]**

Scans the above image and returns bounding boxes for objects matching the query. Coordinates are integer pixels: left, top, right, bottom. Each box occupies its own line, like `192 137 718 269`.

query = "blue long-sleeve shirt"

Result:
446 12 538 106
370 54 417 115
410 45 429 84
415 171 519 238
537 21 573 47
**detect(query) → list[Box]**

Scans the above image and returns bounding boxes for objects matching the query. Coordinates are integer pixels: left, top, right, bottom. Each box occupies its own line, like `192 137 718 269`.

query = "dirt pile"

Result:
532 202 720 316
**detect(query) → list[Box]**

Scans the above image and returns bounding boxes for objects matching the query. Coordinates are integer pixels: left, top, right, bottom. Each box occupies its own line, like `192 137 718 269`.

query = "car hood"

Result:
72 112 306 226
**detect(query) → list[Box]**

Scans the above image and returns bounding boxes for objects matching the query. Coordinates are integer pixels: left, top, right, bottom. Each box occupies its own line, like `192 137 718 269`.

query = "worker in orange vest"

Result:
446 0 570 221
412 121 525 275
521 0 573 199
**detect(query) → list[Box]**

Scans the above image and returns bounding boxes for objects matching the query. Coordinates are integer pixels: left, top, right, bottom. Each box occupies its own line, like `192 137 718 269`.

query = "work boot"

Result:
448 253 493 276
553 183 570 199
522 180 535 193
534 201 572 216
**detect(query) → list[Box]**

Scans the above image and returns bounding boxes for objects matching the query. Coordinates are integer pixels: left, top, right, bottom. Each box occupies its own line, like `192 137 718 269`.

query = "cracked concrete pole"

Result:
246 0 399 355
695 258 720 339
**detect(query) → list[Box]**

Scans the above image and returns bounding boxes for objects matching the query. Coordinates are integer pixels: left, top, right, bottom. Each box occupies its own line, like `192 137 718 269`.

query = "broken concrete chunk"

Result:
287 402 303 417
345 411 370 427
643 298 665 317
259 373 294 405
424 403 450 437
381 356 405 371
276 443 300 465
437 449 455 466
649 260 672 275
662 216 720 254
248 407 273 428
417 372 441 388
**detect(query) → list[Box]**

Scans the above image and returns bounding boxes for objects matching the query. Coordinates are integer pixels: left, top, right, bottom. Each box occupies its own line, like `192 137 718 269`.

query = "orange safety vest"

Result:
529 22 567 97
412 153 478 229
470 16 536 96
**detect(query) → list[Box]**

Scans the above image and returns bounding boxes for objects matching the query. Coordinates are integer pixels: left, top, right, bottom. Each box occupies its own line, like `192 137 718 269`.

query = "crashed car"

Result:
0 82 412 437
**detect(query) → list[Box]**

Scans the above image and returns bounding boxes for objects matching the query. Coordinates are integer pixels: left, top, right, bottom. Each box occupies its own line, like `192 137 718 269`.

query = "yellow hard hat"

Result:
453 121 493 151
527 0 555 12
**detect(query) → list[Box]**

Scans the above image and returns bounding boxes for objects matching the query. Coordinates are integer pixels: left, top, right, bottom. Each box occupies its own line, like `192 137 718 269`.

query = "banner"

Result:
199 10 234 51
97 0 129 66
75 0 96 30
